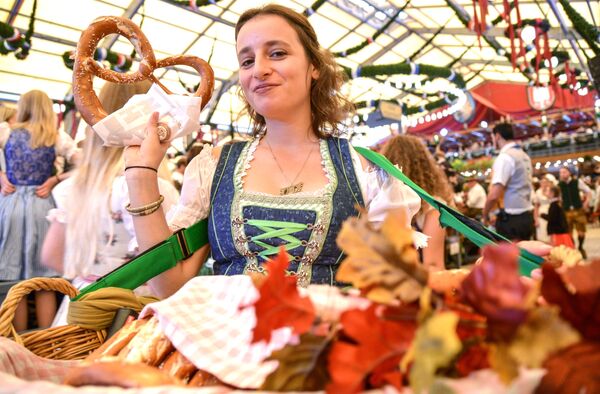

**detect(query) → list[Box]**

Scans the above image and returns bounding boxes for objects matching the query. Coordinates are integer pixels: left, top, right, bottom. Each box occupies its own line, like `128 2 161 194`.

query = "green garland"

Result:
558 0 600 55
354 94 458 117
62 48 133 72
303 0 327 16
529 50 569 68
333 1 411 58
343 62 466 88
162 0 223 8
0 0 36 59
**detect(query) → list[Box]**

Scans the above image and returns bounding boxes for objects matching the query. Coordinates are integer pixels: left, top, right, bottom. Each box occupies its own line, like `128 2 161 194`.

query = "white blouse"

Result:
167 140 425 246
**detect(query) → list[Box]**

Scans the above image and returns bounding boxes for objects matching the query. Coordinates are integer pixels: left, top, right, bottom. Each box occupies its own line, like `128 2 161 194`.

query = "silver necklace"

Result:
263 136 316 195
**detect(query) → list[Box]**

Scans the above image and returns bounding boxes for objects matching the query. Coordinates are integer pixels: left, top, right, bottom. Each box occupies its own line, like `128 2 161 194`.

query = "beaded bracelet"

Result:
125 195 164 216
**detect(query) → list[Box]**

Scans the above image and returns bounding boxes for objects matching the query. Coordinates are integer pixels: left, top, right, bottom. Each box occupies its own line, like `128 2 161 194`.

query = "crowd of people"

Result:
0 4 597 332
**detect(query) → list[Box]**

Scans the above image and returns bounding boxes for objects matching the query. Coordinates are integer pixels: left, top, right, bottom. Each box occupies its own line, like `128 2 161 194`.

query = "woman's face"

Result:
236 15 318 121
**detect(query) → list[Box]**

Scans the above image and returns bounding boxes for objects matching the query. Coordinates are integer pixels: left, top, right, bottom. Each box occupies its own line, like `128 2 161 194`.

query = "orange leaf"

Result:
251 248 316 343
327 306 416 394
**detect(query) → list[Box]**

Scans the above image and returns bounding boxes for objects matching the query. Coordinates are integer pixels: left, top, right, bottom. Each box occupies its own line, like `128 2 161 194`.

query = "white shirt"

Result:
466 182 487 209
490 142 518 187
166 142 425 246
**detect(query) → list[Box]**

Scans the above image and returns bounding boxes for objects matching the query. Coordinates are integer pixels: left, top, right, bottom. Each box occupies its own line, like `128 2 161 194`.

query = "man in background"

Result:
483 122 534 241
558 167 592 258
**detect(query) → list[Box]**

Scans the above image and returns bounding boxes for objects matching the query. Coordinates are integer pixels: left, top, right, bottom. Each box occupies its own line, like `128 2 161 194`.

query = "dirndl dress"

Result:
0 129 60 280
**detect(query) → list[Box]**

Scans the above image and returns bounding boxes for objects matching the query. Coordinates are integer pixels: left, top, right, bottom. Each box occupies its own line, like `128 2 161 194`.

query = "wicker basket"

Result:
0 277 106 360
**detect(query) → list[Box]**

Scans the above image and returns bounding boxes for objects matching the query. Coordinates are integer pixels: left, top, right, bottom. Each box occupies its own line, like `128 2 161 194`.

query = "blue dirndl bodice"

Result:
207 137 364 287
4 128 56 186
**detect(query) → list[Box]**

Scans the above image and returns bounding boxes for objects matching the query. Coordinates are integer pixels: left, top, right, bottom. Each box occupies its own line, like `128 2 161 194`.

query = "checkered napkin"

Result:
139 275 295 389
0 337 77 383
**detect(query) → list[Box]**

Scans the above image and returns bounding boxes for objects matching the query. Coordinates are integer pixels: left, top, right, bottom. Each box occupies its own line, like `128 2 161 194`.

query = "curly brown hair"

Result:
381 135 453 208
234 4 353 138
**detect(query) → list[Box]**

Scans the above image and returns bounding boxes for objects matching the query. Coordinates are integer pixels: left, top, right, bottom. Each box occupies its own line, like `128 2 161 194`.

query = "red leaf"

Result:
455 343 490 377
327 305 416 394
541 263 600 341
459 243 529 340
251 249 316 343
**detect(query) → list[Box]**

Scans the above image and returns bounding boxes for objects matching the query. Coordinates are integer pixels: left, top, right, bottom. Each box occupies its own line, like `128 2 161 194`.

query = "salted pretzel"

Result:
72 16 214 141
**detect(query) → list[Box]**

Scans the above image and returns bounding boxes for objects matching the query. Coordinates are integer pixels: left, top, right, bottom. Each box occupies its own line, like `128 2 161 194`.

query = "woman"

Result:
533 174 553 243
0 90 79 330
123 4 421 297
381 134 454 271
41 81 179 326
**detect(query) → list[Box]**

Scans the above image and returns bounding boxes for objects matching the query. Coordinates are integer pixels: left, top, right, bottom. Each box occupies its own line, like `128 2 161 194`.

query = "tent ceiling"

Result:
1 0 598 127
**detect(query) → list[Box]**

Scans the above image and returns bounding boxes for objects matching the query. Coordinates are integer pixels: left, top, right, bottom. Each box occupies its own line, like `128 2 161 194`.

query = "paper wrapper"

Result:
92 83 202 146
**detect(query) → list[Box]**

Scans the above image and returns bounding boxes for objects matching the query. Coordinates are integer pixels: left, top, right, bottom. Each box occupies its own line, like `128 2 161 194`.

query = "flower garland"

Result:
333 1 411 58
558 0 600 56
355 96 457 116
0 0 37 60
62 48 133 72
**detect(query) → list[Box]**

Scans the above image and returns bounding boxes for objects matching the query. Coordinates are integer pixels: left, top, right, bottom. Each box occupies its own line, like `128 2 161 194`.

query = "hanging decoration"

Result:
529 19 553 86
62 48 133 72
0 0 37 60
343 62 465 88
333 1 410 58
502 0 524 70
470 0 489 48
558 0 600 56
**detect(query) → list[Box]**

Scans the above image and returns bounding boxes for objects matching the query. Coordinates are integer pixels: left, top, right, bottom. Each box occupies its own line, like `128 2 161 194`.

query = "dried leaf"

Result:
460 243 530 340
454 343 490 377
488 343 519 384
251 249 316 343
336 212 428 305
261 333 331 391
541 263 600 341
563 258 600 293
535 341 600 394
508 306 580 368
326 305 416 394
407 312 462 394
547 245 583 268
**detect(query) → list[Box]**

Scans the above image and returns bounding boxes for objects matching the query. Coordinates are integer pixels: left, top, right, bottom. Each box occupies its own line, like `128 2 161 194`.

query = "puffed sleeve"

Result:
166 145 217 231
46 177 73 224
55 131 79 162
350 147 426 247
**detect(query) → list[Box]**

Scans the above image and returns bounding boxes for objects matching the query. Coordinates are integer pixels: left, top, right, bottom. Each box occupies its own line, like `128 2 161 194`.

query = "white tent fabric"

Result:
0 0 598 129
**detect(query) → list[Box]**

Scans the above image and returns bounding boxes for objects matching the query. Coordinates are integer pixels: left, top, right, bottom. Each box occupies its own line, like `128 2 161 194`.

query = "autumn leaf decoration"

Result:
336 210 428 305
250 248 316 343
327 305 416 394
261 333 331 392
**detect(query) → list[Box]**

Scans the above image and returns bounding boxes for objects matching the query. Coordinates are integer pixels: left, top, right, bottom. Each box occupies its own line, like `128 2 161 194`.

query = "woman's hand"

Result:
124 112 170 177
0 171 15 195
35 176 59 198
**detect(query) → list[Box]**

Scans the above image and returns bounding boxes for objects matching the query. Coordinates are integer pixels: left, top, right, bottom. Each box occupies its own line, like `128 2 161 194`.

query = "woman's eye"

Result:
271 50 286 58
240 58 254 68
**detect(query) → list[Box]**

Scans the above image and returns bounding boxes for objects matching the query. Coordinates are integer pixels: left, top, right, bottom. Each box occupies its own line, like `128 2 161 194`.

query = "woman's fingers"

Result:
517 240 552 257
124 112 169 170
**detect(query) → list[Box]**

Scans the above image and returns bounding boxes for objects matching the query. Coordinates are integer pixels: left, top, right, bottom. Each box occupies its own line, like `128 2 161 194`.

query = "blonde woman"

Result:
41 81 178 326
381 134 454 271
0 90 79 330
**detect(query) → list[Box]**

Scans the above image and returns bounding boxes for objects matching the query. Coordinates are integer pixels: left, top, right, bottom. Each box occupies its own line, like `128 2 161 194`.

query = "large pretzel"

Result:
72 16 214 141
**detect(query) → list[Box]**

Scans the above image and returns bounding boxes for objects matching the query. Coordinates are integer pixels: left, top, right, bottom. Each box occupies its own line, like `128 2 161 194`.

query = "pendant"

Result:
280 182 304 195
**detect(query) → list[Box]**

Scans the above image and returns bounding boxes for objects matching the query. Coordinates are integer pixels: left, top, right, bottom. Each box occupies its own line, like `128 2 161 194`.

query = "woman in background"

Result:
382 134 454 271
41 81 178 326
0 90 79 330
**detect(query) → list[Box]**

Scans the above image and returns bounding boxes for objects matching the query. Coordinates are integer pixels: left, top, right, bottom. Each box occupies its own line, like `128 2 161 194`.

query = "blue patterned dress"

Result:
0 128 60 280
207 137 364 287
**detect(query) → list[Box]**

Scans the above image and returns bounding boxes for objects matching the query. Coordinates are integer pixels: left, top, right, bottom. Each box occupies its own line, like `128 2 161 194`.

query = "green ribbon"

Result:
354 146 543 276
